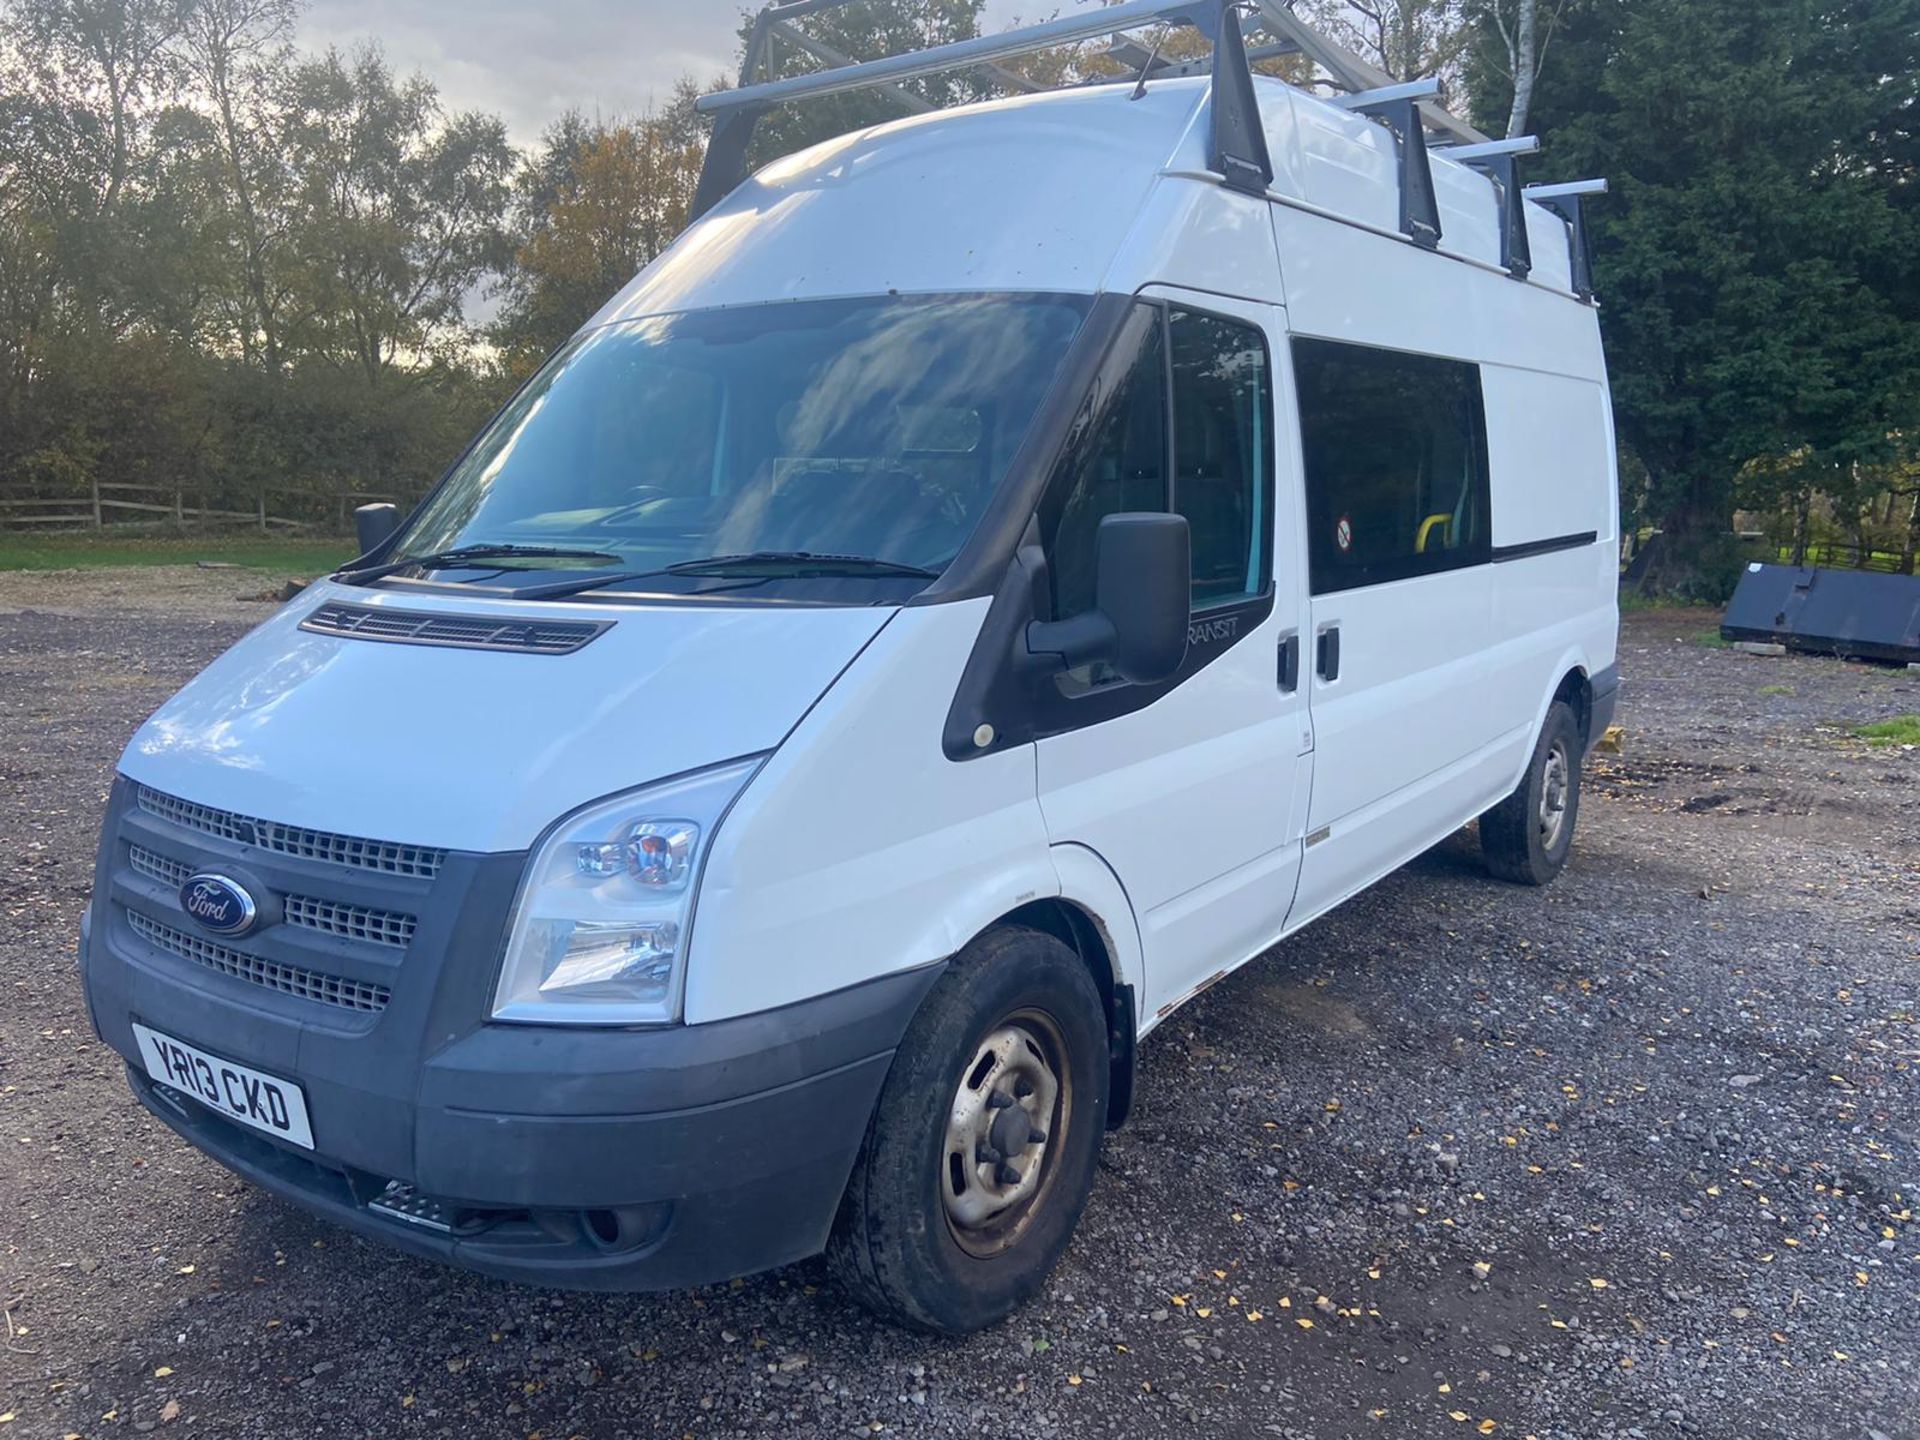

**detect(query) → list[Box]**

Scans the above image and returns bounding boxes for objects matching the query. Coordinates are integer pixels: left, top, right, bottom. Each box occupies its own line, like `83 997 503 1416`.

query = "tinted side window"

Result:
1293 338 1490 594
1171 310 1271 606
1044 303 1272 620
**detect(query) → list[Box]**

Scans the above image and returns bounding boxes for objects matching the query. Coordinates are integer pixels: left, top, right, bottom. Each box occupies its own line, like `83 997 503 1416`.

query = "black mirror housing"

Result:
353 502 400 558
1025 512 1189 685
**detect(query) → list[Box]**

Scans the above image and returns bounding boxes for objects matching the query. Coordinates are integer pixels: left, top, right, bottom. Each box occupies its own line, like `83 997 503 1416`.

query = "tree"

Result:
182 0 301 369
492 109 703 372
1473 0 1920 595
280 46 513 387
1304 0 1472 85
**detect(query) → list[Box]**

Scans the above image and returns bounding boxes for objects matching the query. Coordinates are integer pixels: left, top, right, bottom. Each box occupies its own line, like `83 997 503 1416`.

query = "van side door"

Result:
1285 337 1501 924
1032 290 1313 1026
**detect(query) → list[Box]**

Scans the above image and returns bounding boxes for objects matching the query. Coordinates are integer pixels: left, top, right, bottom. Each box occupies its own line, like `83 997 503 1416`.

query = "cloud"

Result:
297 0 740 145
297 0 1059 147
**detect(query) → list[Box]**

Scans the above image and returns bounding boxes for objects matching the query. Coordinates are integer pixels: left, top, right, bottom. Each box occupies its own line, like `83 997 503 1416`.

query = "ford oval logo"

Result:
179 874 257 937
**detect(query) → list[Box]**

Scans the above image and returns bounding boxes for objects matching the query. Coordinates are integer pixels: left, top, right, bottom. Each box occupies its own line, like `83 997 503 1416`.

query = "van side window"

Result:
1292 337 1490 594
1044 303 1273 621
1171 310 1271 606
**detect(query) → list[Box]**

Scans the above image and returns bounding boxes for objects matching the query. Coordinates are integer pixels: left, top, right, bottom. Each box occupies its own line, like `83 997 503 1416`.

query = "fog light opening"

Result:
578 1204 670 1254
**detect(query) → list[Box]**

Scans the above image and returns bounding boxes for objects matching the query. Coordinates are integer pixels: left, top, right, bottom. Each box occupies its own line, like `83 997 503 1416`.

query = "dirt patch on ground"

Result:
1 598 1914 1440
0 565 301 620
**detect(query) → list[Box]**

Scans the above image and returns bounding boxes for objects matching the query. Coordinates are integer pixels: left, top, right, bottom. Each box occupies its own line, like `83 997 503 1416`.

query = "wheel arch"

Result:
1000 896 1140 1132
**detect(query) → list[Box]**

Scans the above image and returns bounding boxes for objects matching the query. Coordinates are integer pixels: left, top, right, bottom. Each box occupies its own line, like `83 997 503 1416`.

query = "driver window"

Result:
1041 302 1273 622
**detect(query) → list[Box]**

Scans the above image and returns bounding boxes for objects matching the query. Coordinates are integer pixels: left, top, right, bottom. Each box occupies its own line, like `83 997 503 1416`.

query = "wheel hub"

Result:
1539 740 1571 850
942 1018 1065 1254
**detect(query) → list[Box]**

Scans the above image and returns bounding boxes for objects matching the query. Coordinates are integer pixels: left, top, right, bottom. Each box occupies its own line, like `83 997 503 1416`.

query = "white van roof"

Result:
596 3 1602 325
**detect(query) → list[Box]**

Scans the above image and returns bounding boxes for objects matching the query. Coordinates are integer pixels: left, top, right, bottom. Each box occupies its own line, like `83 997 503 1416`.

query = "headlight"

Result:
491 757 762 1024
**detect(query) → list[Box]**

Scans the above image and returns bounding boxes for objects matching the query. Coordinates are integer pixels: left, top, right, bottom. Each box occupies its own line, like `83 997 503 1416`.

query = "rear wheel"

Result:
1481 699 1582 885
827 925 1108 1333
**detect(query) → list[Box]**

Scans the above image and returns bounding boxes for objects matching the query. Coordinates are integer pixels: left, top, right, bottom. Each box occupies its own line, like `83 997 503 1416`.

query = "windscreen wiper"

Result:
663 551 940 578
335 544 625 584
504 551 942 602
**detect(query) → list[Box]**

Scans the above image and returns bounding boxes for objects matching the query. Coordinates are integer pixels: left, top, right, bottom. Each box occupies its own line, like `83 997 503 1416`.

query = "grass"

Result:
0 532 351 574
1692 629 1730 648
1852 714 1920 747
1758 684 1795 697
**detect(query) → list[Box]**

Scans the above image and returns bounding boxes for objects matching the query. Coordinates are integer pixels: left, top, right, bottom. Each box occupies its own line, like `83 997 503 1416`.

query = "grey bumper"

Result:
82 777 942 1291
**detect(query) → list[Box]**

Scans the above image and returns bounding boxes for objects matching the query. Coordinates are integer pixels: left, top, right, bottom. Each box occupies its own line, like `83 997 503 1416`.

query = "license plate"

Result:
132 1023 314 1150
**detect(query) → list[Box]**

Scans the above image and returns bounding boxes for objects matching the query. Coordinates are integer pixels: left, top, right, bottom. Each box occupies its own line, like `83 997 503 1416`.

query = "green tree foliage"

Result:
0 0 510 516
490 87 705 376
1468 0 1920 592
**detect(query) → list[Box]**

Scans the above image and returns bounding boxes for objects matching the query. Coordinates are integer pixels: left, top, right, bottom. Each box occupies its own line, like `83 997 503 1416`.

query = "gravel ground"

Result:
1 582 1915 1440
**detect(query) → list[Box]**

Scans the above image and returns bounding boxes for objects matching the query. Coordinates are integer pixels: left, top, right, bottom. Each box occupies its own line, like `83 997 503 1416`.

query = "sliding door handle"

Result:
1316 626 1341 682
1277 632 1300 692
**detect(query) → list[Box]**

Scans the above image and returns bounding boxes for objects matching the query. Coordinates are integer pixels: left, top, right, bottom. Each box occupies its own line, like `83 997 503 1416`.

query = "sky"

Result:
297 0 1045 148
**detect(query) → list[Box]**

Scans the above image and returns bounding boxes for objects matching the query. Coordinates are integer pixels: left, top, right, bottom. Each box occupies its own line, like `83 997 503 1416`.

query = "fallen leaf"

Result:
1296 1318 1314 1330
1067 1375 1082 1387
153 1367 174 1378
1588 1278 1609 1290
1449 1410 1471 1422
160 1399 181 1423
1479 1422 1497 1435
1472 1261 1492 1280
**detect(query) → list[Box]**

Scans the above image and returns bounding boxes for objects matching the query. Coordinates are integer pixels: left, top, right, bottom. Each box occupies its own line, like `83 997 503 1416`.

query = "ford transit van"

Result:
79 0 1619 1333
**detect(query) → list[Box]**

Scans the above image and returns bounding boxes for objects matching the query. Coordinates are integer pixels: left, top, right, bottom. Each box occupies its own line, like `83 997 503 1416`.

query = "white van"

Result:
79 2 1618 1334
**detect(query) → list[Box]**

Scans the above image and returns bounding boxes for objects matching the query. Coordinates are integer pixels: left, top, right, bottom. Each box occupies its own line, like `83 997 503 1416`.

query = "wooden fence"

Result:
0 480 407 534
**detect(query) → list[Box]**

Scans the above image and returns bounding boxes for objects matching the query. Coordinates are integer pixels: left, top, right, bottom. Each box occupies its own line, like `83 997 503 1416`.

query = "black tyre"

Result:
1480 699 1582 885
827 925 1109 1333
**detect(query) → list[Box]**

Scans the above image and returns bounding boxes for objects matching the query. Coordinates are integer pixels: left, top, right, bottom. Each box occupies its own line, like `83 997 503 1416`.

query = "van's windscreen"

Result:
386 293 1091 597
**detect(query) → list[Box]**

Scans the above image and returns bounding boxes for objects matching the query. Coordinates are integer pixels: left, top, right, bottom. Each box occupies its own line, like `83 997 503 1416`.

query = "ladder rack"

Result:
693 0 1605 295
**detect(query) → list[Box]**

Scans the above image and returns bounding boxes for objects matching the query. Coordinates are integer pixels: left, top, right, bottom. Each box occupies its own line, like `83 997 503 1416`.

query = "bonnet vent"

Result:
300 601 611 656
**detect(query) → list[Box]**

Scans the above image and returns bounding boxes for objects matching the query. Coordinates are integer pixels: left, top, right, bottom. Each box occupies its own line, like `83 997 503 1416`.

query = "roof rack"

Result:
693 0 1605 296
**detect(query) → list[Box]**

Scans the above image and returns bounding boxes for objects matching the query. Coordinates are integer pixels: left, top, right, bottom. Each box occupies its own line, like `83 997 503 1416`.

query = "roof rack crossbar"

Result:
692 0 1273 218
697 0 1215 117
1525 179 1607 300
1433 135 1539 162
1105 38 1297 83
1332 77 1442 109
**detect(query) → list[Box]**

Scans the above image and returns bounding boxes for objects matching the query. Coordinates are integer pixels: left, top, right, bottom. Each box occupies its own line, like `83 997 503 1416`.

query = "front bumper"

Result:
83 776 942 1291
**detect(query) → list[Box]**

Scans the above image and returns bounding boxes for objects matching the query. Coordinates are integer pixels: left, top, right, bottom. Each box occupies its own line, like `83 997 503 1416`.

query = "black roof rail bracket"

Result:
1190 0 1275 196
1525 178 1607 301
1444 137 1539 279
1340 82 1443 249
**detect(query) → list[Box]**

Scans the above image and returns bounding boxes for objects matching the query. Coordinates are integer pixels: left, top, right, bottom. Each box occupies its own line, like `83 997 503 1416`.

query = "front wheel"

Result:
826 925 1109 1333
1480 699 1582 885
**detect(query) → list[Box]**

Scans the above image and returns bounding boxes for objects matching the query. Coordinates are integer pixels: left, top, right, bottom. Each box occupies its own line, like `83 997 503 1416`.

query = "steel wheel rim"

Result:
1539 739 1571 851
940 1009 1071 1258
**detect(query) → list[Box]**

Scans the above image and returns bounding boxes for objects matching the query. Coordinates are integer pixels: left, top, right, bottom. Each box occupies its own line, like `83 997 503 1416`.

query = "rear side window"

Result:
1293 338 1490 594
1044 302 1273 620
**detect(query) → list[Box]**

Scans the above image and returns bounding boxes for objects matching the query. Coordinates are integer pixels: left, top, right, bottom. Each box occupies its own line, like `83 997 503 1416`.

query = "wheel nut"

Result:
986 1091 1014 1110
996 1162 1022 1186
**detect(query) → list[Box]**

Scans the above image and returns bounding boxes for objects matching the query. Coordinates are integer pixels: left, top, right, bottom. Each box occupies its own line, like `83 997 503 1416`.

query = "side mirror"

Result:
1025 513 1190 685
354 502 400 557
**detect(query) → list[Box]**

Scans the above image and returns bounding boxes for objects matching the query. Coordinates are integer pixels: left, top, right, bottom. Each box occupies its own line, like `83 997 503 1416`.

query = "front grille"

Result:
126 911 391 1013
128 843 192 888
135 786 445 879
282 895 416 948
130 844 417 949
300 600 611 656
